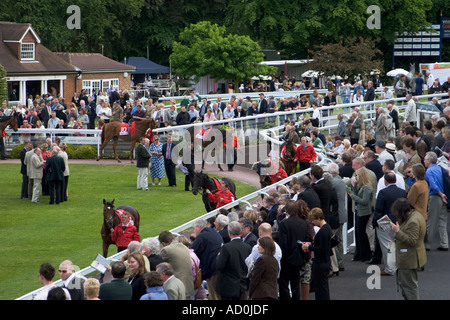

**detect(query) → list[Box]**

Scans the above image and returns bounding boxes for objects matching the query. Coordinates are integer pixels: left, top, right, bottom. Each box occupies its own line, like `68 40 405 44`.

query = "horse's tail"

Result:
101 124 105 144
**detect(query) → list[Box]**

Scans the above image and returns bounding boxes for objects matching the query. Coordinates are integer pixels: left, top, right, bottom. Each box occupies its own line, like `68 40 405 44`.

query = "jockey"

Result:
206 181 234 208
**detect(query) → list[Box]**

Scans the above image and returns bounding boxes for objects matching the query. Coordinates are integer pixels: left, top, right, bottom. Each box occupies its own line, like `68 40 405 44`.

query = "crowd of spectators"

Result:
11 71 450 301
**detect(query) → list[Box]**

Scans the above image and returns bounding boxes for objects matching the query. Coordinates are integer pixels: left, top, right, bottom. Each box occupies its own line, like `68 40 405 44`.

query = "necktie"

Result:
166 144 171 159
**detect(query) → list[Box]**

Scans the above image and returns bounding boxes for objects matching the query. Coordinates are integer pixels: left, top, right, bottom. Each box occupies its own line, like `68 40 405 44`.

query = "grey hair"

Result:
141 237 161 255
298 175 311 188
228 221 242 236
425 151 437 164
156 262 174 276
127 241 142 254
323 172 334 185
215 214 229 227
227 211 239 223
326 162 339 176
193 218 208 229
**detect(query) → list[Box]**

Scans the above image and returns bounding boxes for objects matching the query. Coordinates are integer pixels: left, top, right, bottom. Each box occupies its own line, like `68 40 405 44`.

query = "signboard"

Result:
59 136 100 145
393 25 441 57
442 17 450 39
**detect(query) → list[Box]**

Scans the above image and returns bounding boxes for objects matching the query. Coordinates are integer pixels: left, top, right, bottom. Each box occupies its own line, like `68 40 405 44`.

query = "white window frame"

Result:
20 42 35 60
83 79 119 96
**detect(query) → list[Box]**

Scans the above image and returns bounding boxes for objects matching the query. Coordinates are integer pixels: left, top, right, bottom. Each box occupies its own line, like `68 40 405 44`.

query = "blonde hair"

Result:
84 278 100 299
355 167 371 188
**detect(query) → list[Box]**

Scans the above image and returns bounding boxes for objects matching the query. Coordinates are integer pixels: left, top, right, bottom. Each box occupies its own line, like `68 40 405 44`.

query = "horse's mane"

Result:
0 115 12 123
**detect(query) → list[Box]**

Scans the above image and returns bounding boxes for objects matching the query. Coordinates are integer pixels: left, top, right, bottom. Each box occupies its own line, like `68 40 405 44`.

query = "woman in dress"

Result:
149 135 165 186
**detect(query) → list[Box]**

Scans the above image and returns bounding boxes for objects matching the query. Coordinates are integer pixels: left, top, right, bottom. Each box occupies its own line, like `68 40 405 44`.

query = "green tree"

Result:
170 21 276 90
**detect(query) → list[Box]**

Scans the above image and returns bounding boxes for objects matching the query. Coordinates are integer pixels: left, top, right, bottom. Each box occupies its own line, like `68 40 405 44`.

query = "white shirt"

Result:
375 172 405 197
33 283 71 300
382 89 394 100
427 73 435 88
377 150 395 165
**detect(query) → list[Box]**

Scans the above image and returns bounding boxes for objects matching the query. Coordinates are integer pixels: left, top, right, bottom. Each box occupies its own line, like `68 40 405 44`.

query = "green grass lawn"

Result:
0 163 256 300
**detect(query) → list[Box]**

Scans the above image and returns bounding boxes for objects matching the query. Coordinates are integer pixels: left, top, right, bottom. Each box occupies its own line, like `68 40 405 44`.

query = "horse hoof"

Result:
117 160 121 163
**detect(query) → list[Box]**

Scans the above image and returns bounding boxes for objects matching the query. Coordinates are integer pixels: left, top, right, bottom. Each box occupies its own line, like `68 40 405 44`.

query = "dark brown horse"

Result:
101 199 141 258
97 119 158 163
0 113 18 136
280 141 297 176
192 172 237 212
186 125 230 171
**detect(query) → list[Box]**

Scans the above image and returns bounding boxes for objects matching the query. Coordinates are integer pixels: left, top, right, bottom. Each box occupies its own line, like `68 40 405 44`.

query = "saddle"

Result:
119 123 136 136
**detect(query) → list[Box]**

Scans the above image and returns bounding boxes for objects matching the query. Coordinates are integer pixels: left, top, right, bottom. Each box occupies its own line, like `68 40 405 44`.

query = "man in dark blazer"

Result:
38 102 51 128
297 175 321 210
162 135 176 187
216 221 252 300
373 172 407 276
135 137 150 191
191 218 224 300
99 261 132 300
239 217 258 248
310 165 332 220
45 147 65 205
278 200 309 300
364 150 384 181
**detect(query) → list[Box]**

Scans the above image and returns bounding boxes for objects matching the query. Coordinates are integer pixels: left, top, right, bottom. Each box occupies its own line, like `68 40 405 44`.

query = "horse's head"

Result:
192 172 203 195
103 199 116 229
259 175 272 189
10 113 18 131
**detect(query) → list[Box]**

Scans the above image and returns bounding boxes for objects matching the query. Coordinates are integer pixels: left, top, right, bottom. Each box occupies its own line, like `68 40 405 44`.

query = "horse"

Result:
280 141 297 176
192 172 236 212
186 125 229 171
97 119 158 163
0 113 19 137
101 199 141 258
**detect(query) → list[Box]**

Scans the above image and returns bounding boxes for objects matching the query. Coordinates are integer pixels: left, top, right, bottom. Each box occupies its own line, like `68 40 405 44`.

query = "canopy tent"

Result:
122 57 170 74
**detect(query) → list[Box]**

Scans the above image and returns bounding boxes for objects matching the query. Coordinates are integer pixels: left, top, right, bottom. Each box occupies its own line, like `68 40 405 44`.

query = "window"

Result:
83 79 118 96
21 43 35 60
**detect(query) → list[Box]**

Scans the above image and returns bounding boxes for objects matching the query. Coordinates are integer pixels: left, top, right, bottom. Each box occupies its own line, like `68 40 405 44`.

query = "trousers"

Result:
137 167 149 190
426 195 448 249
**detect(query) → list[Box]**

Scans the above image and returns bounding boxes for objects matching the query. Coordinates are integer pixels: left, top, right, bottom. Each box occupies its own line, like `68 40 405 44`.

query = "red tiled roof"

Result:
54 52 135 73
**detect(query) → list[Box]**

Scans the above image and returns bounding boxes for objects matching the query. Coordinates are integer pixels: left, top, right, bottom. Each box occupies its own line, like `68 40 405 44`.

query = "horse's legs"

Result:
129 139 135 164
97 140 108 161
113 137 120 163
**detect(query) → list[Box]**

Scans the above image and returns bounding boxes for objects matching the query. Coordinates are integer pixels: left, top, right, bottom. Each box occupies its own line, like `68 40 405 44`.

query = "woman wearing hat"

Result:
149 135 165 186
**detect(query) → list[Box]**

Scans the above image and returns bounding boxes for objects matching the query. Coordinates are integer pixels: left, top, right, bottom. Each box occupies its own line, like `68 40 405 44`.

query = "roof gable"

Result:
0 21 41 43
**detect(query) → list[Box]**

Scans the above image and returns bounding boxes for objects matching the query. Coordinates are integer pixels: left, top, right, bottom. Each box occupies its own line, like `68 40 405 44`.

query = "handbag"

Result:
192 258 202 289
330 234 340 248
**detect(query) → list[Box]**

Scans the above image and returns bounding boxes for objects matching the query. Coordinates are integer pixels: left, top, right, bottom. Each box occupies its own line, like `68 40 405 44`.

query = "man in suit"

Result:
58 260 85 300
405 127 428 164
297 175 321 210
239 217 258 248
191 218 224 300
258 196 279 226
162 135 176 187
30 147 45 203
391 198 427 300
38 102 51 128
44 147 65 205
278 200 309 300
310 165 332 220
373 172 407 276
87 96 97 129
349 111 362 146
375 107 387 141
364 150 384 181
156 262 186 300
159 230 194 299
99 261 132 300
136 137 150 191
364 81 375 110
20 142 32 199
216 95 226 112
387 103 399 131
215 221 252 300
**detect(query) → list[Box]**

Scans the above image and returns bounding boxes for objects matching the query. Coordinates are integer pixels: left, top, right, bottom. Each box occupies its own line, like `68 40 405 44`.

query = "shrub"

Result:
72 144 97 159
11 143 24 159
